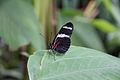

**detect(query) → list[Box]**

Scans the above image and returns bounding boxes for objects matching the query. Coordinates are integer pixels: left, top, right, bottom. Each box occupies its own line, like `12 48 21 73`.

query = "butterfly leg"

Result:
52 50 57 61
48 49 56 61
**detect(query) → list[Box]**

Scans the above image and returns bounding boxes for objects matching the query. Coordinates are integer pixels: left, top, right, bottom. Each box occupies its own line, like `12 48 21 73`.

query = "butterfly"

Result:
49 22 74 54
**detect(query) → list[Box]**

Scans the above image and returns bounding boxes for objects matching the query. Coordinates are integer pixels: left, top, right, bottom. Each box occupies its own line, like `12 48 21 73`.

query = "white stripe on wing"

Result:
63 26 72 30
57 34 70 38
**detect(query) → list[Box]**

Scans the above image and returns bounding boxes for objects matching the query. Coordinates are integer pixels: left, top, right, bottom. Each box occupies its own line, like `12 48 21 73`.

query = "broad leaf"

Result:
28 46 120 80
0 0 45 50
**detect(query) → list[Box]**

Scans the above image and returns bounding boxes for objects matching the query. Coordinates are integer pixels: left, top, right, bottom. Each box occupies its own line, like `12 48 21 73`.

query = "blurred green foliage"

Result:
0 0 120 80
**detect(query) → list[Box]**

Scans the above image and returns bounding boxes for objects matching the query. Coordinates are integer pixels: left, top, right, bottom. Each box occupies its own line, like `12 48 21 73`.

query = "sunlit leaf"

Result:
60 10 83 16
92 19 117 33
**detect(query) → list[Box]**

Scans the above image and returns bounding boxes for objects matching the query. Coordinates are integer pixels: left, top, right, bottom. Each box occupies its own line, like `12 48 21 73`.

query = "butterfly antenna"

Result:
48 31 57 61
48 32 53 44
52 50 56 61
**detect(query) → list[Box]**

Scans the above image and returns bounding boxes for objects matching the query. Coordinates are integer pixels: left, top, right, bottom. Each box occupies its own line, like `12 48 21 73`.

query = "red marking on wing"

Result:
53 41 60 49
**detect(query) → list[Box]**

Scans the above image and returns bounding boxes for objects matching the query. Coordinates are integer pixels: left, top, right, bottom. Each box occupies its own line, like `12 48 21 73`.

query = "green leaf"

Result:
108 31 120 46
27 46 120 80
92 19 117 33
62 0 79 9
73 17 105 51
102 0 120 27
60 10 83 17
0 0 45 50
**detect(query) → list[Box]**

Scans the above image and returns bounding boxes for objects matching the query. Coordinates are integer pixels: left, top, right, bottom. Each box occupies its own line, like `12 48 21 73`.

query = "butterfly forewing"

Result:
50 22 73 53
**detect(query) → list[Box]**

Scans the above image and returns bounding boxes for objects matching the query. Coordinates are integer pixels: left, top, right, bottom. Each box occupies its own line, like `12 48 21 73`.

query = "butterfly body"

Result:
49 22 74 54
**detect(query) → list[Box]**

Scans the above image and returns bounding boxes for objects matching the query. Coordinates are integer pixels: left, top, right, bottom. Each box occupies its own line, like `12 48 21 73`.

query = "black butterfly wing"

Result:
51 22 73 53
52 37 71 53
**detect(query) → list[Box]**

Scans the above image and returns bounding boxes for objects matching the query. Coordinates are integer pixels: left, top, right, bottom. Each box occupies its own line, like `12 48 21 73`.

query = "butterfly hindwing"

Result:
50 22 73 53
